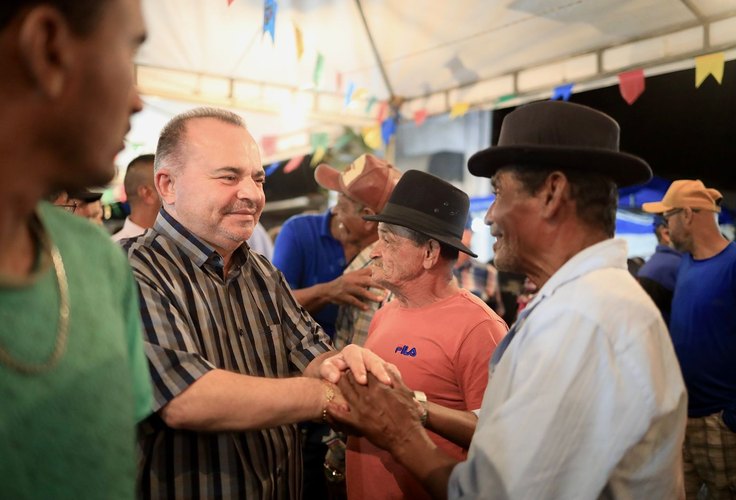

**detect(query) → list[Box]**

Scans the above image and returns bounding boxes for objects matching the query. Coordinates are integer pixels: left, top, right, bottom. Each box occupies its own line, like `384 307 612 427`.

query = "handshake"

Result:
318 345 428 455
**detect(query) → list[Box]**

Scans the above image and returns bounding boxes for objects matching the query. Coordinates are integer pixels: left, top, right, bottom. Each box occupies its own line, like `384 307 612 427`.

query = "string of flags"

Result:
229 0 729 172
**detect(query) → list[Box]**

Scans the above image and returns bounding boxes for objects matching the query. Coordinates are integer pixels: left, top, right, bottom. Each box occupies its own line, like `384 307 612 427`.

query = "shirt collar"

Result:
526 238 628 311
122 217 145 234
319 209 333 238
154 209 249 270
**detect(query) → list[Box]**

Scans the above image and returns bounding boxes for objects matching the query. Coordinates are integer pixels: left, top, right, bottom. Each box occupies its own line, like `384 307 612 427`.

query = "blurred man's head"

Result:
124 154 160 228
652 217 671 246
315 154 402 248
1 0 146 194
54 189 104 224
643 180 723 254
154 107 264 256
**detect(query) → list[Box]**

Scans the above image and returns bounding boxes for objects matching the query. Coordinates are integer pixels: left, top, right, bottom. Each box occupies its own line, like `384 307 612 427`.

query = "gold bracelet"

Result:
322 382 335 423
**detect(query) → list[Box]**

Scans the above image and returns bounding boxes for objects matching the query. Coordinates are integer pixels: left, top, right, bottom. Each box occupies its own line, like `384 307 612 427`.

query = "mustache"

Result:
223 200 258 213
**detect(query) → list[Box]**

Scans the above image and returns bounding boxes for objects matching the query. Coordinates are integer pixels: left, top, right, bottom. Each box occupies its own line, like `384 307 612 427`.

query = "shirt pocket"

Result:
231 318 290 378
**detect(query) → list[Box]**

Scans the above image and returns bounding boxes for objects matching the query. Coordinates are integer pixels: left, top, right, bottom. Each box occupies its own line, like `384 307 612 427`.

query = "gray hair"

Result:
154 107 246 173
380 222 459 262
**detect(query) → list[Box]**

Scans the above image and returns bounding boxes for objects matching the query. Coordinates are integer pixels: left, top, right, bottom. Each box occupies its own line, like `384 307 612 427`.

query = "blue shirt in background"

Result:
638 244 682 291
670 242 736 430
272 210 346 338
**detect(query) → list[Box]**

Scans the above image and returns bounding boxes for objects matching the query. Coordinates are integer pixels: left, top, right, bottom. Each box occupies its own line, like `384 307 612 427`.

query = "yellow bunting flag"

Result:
695 52 725 88
450 102 469 119
310 147 327 166
352 88 368 100
362 125 382 150
293 22 304 60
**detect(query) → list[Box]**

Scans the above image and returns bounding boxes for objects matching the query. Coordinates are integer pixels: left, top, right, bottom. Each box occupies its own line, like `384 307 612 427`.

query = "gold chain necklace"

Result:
0 244 70 374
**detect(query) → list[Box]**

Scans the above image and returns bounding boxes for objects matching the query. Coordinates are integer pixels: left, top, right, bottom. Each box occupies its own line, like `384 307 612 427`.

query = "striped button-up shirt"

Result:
125 210 332 499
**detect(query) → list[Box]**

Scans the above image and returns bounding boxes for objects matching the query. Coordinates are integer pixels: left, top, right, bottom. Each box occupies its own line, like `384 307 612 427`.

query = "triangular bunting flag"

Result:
313 53 324 88
551 83 574 101
352 88 368 101
227 0 234 5
414 109 428 126
283 155 305 174
496 94 515 104
336 73 343 92
260 135 277 157
450 102 469 119
376 101 388 123
293 22 304 60
695 52 725 88
362 125 382 150
310 147 327 166
310 132 329 151
264 162 281 177
344 81 355 107
365 96 377 114
381 117 396 147
618 69 645 105
262 0 277 44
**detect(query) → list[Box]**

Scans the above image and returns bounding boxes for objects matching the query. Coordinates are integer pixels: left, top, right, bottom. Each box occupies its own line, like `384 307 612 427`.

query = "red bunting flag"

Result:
376 101 388 123
414 109 428 126
283 155 305 174
260 135 277 157
336 73 343 92
618 69 645 105
227 0 234 5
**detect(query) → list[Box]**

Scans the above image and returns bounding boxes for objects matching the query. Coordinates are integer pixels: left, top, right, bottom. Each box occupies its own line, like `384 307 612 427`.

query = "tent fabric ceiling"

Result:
137 0 736 102
128 0 736 164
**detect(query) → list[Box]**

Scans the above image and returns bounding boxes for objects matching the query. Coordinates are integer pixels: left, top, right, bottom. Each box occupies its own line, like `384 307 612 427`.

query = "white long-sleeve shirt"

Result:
111 217 145 242
449 238 687 500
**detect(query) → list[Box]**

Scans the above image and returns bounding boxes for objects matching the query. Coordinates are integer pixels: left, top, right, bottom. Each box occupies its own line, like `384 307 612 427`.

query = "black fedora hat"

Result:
468 100 652 187
363 170 476 257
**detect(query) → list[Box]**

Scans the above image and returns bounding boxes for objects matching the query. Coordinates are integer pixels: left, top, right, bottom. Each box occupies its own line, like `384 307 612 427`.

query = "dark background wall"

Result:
492 60 736 196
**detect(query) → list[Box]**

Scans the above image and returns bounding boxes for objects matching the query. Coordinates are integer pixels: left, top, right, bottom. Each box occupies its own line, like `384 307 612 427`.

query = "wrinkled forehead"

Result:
490 167 516 189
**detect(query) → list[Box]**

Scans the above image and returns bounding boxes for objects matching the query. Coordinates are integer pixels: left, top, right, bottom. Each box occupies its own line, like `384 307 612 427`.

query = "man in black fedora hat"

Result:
328 101 687 499
333 169 507 499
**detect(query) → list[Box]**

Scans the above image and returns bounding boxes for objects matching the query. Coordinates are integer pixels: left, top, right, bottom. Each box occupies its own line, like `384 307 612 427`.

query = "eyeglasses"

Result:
58 203 78 214
661 208 686 227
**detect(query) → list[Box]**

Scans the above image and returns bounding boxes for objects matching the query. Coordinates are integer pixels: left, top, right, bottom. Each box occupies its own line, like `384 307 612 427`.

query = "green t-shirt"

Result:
0 202 153 499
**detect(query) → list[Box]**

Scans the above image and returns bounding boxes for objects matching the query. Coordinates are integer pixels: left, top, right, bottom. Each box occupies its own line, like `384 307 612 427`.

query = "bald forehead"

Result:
183 117 253 146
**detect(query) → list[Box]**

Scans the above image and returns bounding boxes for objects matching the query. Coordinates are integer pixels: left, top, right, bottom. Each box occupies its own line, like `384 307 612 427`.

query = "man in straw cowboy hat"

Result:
643 180 736 499
334 169 507 499
328 100 687 499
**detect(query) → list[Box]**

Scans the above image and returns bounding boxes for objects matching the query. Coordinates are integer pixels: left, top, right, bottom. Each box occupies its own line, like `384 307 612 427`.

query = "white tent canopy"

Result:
125 0 736 165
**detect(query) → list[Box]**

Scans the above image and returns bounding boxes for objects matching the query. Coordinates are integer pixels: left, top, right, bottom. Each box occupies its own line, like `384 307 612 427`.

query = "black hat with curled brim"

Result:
363 170 477 257
467 100 652 188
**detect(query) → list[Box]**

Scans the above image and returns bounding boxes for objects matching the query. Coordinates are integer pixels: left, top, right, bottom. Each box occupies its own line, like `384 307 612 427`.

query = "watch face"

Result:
413 390 427 403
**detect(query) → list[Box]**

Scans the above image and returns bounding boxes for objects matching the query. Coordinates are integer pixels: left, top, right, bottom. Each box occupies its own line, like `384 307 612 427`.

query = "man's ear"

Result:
423 239 442 269
361 207 377 228
155 170 176 205
539 171 569 219
17 6 75 99
137 184 157 205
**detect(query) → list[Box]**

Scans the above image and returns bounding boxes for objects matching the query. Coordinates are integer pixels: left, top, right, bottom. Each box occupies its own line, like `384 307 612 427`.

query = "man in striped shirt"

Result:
125 106 391 499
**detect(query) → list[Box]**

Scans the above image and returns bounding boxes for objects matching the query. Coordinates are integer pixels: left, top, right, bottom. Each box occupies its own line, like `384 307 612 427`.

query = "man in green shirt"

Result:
0 0 152 498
